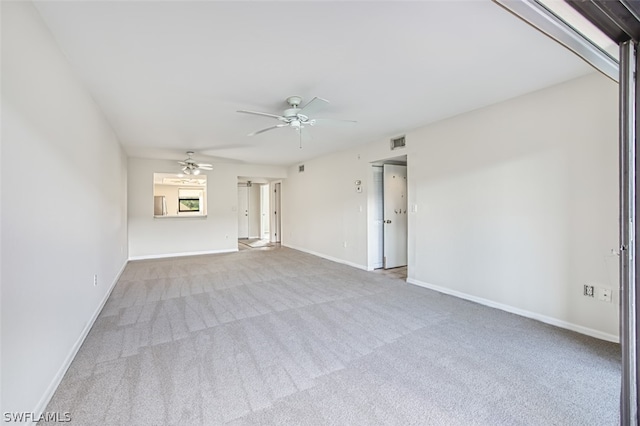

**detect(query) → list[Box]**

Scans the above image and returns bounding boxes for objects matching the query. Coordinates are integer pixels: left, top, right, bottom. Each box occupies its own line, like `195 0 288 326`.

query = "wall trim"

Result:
129 248 238 261
407 277 620 343
284 244 368 271
32 259 128 422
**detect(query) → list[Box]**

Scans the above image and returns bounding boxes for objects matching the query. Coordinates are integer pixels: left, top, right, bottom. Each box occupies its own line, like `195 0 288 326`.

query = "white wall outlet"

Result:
343 241 348 248
598 287 612 303
93 274 98 286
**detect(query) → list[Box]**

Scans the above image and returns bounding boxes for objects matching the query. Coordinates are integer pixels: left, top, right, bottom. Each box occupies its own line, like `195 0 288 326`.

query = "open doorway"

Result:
237 177 281 250
370 155 408 279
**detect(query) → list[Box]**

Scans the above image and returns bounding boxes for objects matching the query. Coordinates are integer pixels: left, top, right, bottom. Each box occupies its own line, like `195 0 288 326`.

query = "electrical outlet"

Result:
93 274 98 286
598 287 612 303
584 284 595 297
343 241 348 248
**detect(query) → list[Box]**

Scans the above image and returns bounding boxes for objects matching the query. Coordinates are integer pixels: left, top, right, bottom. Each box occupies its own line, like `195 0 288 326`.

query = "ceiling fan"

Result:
237 96 356 147
178 151 212 175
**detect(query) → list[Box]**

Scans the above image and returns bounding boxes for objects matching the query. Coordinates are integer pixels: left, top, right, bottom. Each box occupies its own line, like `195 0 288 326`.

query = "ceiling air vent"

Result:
390 135 406 150
298 164 305 173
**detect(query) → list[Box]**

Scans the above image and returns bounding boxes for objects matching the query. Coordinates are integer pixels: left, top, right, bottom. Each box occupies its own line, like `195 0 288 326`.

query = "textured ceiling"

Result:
34 0 594 166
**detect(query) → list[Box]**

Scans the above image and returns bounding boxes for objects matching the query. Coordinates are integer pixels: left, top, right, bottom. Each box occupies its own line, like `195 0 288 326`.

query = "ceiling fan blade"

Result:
312 118 358 126
248 123 288 136
298 97 329 117
237 110 286 120
197 164 213 170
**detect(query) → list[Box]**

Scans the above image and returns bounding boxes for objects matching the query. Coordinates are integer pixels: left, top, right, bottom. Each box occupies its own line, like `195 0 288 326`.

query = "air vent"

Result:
298 164 305 173
390 135 406 150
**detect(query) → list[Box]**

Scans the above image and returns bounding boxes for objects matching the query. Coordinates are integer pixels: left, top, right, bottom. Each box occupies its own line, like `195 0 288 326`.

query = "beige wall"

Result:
2 2 129 415
283 72 619 341
128 159 286 259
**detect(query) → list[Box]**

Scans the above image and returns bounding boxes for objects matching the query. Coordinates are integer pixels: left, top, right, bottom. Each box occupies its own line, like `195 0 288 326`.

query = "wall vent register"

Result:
390 135 406 150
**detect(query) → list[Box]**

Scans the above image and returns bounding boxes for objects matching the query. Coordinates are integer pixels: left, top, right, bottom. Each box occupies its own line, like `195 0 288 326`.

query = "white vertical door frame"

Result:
271 181 282 243
620 39 638 426
371 165 384 269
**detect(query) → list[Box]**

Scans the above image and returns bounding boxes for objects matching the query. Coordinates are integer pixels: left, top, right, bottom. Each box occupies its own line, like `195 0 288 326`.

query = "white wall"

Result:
283 150 371 269
283 72 619 340
128 158 286 258
1 1 128 416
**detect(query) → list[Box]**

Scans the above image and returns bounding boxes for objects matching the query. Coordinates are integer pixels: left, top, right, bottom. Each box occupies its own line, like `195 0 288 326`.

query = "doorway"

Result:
383 163 408 269
370 156 408 275
237 180 265 239
237 178 282 248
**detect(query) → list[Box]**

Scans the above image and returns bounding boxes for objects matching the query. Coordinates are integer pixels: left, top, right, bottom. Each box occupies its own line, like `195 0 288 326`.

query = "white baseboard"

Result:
407 278 619 343
32 260 128 423
283 244 368 271
129 248 237 261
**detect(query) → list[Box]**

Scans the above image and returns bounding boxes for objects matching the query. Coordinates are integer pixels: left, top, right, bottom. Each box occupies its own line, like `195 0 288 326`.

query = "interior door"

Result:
383 164 407 268
238 186 249 239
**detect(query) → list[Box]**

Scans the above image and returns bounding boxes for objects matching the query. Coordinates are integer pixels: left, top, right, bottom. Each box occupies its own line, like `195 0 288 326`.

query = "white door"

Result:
238 186 249 239
383 164 407 268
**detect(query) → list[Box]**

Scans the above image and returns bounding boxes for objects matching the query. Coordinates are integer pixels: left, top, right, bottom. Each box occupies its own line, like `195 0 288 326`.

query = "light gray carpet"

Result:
43 247 620 425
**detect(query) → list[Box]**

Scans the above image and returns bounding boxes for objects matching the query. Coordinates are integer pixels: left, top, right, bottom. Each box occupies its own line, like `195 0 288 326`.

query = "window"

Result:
178 198 200 212
178 188 204 214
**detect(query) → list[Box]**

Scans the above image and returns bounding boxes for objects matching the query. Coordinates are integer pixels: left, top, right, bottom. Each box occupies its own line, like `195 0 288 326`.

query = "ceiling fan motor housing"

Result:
286 95 303 108
283 108 301 119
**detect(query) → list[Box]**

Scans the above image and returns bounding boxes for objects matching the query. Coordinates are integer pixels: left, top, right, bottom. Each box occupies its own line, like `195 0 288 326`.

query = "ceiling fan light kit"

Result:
178 151 213 175
237 96 356 148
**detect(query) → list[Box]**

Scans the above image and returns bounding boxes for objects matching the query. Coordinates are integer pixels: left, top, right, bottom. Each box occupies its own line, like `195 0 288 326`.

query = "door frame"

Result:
367 154 409 271
271 180 283 244
383 163 408 269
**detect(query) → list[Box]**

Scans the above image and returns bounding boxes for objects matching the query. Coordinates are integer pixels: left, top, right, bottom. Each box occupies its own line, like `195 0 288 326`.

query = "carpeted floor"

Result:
43 247 620 425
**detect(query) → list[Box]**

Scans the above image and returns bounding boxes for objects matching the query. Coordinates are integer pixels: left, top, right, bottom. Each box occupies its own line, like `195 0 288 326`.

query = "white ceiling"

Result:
34 0 594 167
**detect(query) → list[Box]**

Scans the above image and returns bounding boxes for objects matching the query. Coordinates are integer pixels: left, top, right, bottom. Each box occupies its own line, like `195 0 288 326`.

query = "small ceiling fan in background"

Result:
237 96 356 148
178 151 213 175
